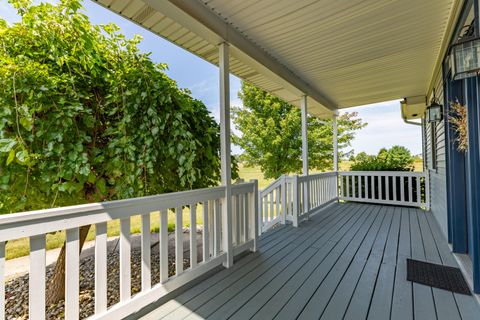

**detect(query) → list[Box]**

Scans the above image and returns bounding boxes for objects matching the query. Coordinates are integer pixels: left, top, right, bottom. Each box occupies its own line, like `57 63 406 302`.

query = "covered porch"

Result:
2 0 480 319
134 202 480 320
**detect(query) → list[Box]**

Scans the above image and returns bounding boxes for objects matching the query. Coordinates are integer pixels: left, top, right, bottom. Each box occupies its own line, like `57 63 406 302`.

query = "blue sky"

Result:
0 0 422 156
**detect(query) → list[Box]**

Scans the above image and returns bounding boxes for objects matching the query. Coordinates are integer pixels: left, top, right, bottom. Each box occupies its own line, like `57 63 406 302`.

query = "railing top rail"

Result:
0 185 228 233
297 171 337 182
259 176 284 195
339 171 426 177
309 171 338 177
231 181 256 195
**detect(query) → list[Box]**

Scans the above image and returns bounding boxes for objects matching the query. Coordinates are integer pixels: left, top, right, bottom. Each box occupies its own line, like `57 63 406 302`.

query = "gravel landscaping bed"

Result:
5 246 192 319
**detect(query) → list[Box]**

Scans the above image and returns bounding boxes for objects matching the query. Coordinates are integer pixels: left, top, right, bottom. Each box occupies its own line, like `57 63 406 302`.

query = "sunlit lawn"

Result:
5 208 202 260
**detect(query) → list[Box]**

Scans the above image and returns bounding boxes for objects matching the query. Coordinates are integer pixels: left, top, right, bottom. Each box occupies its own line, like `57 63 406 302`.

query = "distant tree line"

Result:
349 146 415 171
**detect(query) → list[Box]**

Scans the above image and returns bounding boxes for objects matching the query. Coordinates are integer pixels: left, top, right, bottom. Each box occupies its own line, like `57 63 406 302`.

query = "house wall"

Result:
425 72 449 238
426 0 480 293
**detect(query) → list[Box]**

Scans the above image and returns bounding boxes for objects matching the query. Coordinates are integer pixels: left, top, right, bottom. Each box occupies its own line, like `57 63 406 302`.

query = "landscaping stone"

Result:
4 230 203 320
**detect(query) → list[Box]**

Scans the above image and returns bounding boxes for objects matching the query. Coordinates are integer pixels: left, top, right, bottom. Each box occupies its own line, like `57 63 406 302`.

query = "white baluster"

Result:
251 180 259 251
141 214 151 291
416 176 421 206
244 193 249 242
190 204 197 269
66 228 80 320
235 194 240 245
408 176 413 204
346 175 350 198
400 176 405 203
120 218 131 301
202 201 209 262
269 192 274 222
386 175 390 201
29 234 46 320
175 207 183 275
393 176 398 202
160 210 169 283
95 222 107 313
214 200 221 255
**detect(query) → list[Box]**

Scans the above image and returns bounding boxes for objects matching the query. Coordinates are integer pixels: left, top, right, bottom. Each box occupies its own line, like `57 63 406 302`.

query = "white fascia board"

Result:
426 0 463 98
144 0 336 111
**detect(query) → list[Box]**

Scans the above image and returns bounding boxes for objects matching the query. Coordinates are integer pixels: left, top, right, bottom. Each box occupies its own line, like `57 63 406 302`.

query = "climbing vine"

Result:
0 0 237 213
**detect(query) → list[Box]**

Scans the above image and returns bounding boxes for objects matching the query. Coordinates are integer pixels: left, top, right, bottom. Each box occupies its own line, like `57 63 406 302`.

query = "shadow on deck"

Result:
130 202 480 320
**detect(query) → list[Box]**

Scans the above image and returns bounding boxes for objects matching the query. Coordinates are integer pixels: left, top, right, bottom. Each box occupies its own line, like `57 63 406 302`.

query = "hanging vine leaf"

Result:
0 0 237 214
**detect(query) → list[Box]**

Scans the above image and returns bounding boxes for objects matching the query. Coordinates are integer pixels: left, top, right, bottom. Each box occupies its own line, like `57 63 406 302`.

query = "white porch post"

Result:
301 96 309 175
333 113 339 201
333 113 338 172
219 42 233 268
301 95 310 217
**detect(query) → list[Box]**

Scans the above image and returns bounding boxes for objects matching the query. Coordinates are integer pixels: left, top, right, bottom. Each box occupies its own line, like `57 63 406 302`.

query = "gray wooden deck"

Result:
137 202 480 320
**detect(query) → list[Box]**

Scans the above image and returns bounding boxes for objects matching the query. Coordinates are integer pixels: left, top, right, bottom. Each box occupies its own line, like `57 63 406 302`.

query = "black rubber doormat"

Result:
406 259 471 295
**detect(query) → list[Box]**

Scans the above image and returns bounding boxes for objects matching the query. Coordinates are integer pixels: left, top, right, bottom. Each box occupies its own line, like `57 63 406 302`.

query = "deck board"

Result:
409 208 437 320
277 205 377 320
390 207 414 320
155 203 356 320
138 203 480 320
186 204 369 319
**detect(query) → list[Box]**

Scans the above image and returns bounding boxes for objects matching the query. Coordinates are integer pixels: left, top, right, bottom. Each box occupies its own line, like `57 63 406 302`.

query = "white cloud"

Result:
0 1 20 23
341 100 422 155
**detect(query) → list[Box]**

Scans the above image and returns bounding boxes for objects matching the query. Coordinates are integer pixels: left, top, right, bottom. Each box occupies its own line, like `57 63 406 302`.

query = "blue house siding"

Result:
425 0 480 293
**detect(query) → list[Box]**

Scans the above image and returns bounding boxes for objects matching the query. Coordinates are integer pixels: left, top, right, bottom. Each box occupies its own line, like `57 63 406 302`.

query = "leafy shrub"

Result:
0 0 237 213
350 146 414 171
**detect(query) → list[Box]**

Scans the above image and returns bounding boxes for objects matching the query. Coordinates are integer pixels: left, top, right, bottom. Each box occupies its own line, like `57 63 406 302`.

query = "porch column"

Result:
219 42 233 268
471 0 480 294
301 95 310 216
333 113 339 201
465 75 480 293
333 113 338 172
301 96 309 174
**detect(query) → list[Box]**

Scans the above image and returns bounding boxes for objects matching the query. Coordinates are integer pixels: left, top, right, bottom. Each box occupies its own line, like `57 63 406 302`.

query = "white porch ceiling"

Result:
93 0 459 117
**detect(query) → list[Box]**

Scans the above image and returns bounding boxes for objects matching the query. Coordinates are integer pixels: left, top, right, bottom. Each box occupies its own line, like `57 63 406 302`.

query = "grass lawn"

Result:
338 159 424 172
5 159 424 260
5 208 202 260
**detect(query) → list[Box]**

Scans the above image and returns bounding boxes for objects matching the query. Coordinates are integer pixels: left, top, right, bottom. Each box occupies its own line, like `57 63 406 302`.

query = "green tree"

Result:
353 151 373 163
0 0 237 304
232 82 366 179
350 146 414 171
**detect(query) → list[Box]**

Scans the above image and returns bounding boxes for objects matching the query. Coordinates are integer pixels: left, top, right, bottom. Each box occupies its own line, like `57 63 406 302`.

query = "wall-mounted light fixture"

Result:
450 37 480 80
425 90 443 123
426 101 443 123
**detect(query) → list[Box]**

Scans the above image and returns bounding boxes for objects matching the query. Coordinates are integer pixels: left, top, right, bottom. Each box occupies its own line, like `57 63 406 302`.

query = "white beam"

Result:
147 0 336 111
333 114 338 172
301 96 309 175
219 42 233 268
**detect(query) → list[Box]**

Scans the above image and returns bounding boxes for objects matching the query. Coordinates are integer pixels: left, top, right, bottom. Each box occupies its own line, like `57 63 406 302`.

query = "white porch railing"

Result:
259 172 338 233
0 181 258 320
297 172 338 222
0 170 431 319
258 176 285 233
338 171 429 209
258 176 299 233
258 170 430 234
